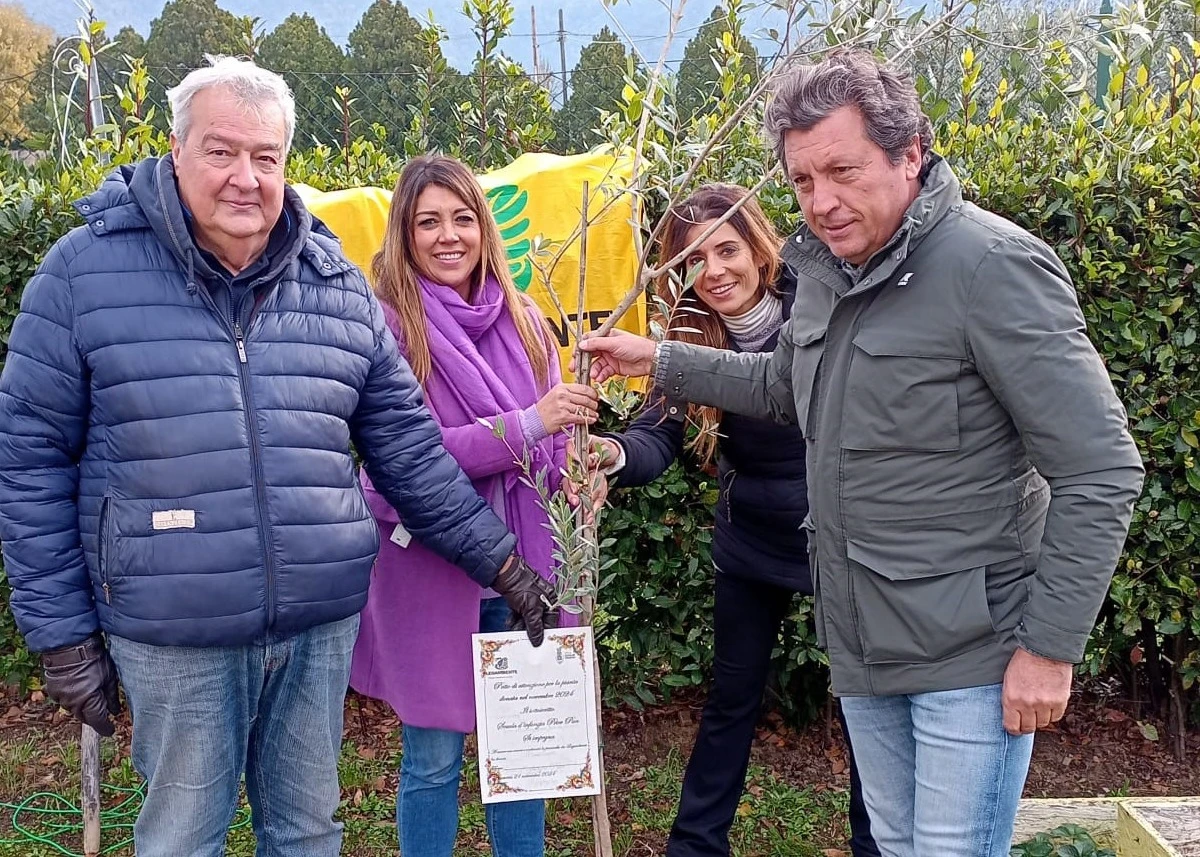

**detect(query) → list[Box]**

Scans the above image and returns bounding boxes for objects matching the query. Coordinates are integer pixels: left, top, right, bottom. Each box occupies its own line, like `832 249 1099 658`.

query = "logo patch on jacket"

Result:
151 510 196 530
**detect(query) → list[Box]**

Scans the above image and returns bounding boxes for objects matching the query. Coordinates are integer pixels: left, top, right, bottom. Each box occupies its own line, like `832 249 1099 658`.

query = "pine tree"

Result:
259 14 345 148
553 26 629 153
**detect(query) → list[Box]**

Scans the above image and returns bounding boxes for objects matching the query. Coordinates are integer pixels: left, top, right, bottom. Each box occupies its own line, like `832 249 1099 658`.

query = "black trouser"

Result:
665 572 880 857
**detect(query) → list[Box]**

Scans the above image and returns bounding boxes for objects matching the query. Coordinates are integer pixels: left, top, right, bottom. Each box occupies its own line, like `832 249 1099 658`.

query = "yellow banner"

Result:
294 150 644 378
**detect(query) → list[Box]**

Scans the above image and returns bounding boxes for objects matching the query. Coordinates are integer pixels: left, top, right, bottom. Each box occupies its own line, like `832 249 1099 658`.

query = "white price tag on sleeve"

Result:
390 521 413 548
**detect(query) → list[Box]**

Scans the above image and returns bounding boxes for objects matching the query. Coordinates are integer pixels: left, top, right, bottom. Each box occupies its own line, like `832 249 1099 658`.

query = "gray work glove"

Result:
41 634 121 737
492 556 556 647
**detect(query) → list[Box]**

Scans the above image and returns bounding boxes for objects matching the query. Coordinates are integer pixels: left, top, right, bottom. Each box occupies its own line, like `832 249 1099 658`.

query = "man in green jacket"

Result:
581 50 1144 857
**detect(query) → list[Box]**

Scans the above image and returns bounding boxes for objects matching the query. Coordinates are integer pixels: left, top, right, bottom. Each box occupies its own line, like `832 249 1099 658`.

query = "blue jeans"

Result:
397 597 545 857
839 683 1034 857
107 615 360 857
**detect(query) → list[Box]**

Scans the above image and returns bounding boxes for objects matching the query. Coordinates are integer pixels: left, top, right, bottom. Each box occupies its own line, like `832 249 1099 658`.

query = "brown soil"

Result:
593 680 1200 800
2 676 1197 851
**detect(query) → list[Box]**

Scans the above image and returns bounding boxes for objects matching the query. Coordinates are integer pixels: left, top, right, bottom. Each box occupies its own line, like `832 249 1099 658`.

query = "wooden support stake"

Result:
81 723 100 857
572 183 613 857
588 645 612 857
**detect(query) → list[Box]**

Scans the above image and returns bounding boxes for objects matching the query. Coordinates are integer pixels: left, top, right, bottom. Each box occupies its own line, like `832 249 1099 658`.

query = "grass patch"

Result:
0 736 38 795
730 770 848 857
0 731 848 856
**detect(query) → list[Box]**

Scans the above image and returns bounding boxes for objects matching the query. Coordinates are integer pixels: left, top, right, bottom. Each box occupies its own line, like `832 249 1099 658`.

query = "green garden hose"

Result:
0 784 251 856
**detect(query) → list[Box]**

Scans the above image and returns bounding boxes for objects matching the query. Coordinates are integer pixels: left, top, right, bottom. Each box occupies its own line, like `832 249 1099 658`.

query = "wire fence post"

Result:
1095 0 1114 117
86 56 104 138
558 8 568 107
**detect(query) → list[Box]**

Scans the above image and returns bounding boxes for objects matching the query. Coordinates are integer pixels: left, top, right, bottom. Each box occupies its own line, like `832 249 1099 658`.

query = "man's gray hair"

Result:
167 55 296 152
765 50 933 167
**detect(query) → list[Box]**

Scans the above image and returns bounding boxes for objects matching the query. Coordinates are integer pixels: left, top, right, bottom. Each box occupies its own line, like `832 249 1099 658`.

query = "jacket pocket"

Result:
847 538 998 665
805 521 826 648
841 329 961 452
354 475 382 558
789 325 826 441
97 496 114 602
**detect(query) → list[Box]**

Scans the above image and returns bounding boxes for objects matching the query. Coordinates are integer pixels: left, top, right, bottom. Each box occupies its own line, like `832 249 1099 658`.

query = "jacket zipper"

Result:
234 314 278 626
813 291 867 666
722 469 736 523
793 229 919 696
196 287 278 626
158 184 281 628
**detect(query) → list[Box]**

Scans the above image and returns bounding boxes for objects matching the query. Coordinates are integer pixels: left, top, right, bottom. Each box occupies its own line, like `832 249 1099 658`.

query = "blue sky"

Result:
19 0 792 73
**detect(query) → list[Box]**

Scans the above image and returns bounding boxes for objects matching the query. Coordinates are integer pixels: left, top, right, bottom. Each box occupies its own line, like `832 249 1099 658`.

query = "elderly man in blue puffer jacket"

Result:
0 57 555 857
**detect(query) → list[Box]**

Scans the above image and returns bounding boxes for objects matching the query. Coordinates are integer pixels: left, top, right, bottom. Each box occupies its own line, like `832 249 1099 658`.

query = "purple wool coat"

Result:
349 286 569 733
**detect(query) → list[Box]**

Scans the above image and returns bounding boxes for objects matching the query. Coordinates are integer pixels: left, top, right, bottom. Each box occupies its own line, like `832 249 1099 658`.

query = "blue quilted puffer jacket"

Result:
0 156 516 652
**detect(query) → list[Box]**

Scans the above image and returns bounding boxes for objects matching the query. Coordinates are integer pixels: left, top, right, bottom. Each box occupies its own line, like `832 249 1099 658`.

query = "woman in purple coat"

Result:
349 154 598 857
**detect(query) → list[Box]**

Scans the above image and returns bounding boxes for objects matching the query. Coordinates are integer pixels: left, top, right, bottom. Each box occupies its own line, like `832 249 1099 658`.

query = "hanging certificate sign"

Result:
471 627 602 804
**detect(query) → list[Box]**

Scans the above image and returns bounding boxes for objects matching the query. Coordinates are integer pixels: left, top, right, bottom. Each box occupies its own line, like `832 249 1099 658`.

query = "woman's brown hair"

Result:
372 154 550 386
655 183 783 464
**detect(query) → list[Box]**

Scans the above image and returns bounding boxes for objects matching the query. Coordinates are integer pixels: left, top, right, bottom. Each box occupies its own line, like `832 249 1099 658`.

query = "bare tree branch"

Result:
645 167 783 280
631 0 871 288
599 2 650 68
590 0 972 339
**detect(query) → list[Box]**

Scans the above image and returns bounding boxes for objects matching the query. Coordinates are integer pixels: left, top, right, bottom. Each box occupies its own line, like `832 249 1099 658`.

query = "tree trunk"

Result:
1167 635 1188 762
1143 617 1166 716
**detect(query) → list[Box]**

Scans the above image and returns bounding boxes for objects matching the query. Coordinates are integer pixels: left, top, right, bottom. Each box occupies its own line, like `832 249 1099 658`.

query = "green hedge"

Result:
0 44 1197 730
939 46 1200 737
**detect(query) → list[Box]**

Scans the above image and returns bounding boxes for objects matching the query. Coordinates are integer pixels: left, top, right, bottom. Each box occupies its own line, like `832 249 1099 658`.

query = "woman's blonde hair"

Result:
655 183 783 464
372 154 550 386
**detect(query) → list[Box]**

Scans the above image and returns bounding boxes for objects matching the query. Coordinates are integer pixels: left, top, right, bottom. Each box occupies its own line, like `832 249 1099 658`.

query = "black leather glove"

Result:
492 556 556 647
41 634 121 737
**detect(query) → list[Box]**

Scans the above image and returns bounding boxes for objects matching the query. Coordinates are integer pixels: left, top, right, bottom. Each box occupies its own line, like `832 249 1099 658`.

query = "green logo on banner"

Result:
487 184 532 291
